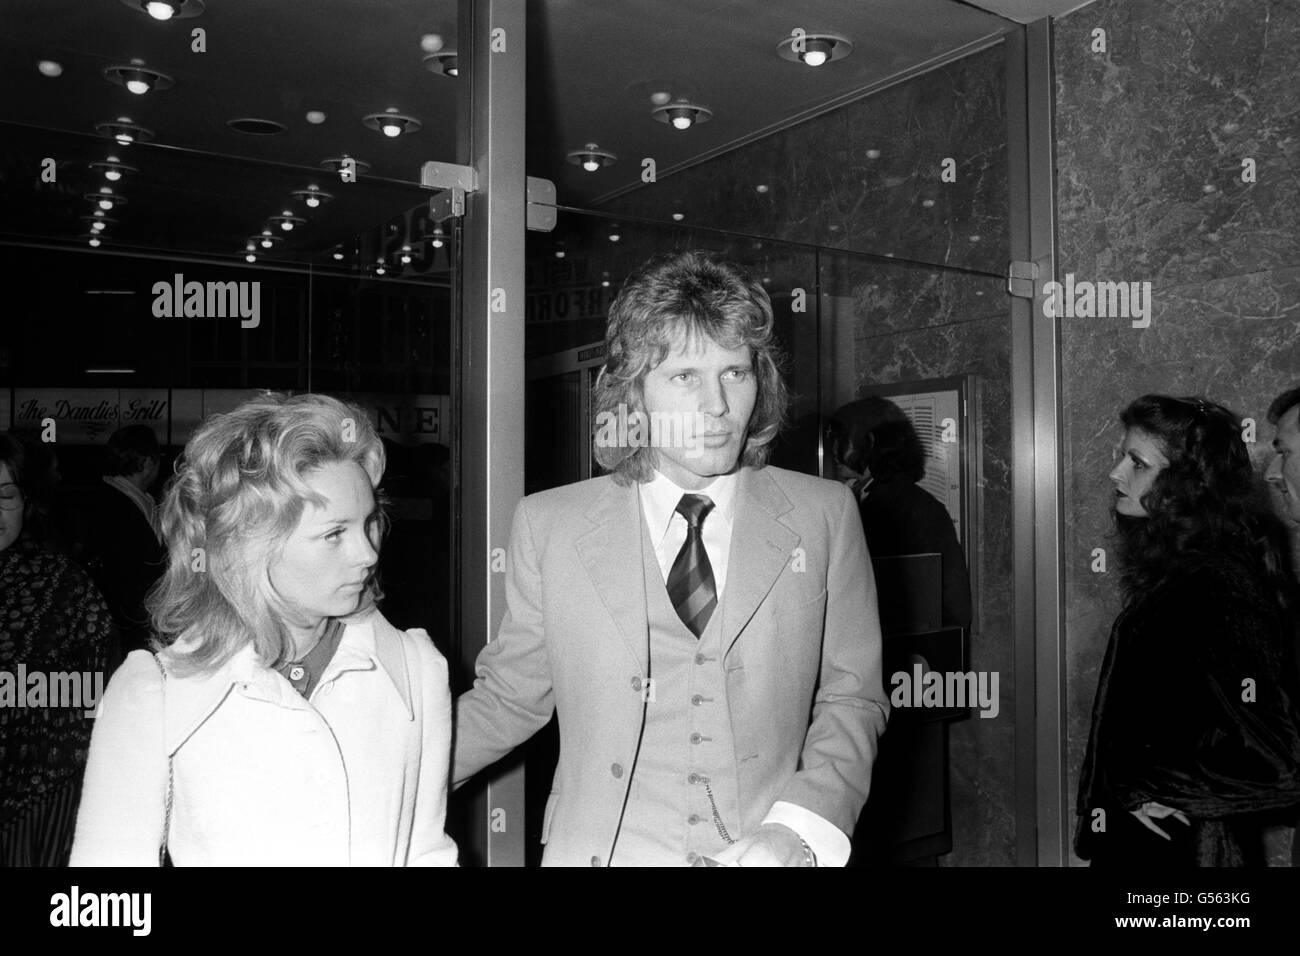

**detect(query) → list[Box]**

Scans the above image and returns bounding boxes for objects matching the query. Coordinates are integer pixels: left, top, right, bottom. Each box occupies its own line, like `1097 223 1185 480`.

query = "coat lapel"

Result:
573 478 650 668
720 467 800 657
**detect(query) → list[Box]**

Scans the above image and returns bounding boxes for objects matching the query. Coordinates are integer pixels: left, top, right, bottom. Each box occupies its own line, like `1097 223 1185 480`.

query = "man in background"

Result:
79 425 166 665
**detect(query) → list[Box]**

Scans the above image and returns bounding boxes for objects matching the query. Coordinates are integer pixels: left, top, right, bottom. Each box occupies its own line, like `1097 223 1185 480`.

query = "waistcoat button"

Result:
590 855 601 867
611 762 624 778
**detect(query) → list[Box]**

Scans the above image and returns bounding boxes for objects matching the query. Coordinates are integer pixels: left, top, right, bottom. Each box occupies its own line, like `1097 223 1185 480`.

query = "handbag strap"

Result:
153 653 174 867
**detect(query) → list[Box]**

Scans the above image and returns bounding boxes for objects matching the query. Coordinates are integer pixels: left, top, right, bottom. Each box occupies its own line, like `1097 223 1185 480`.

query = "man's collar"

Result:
638 467 738 545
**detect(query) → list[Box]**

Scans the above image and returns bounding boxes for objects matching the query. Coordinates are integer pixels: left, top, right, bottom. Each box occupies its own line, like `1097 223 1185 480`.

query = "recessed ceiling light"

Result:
755 184 769 194
96 119 153 145
423 51 459 77
90 158 137 182
672 212 685 222
865 148 881 160
305 110 326 125
320 155 371 177
332 250 344 261
38 60 62 77
104 65 174 95
293 185 333 208
118 0 206 21
364 111 421 138
651 102 712 130
776 32 853 67
567 143 616 172
227 117 286 136
85 190 126 211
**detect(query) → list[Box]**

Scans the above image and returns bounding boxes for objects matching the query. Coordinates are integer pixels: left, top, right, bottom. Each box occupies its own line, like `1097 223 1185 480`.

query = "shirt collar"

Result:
638 467 738 546
162 610 413 754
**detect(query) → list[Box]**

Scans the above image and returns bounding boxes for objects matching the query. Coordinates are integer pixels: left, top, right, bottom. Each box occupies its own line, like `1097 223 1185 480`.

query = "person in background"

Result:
1077 394 1300 866
829 396 971 629
0 432 114 866
1266 385 1300 528
79 425 166 666
1265 384 1300 864
71 394 457 866
829 397 973 866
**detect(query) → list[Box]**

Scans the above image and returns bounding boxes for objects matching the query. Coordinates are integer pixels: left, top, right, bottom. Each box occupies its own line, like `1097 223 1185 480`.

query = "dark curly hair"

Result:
828 396 926 483
1113 394 1296 609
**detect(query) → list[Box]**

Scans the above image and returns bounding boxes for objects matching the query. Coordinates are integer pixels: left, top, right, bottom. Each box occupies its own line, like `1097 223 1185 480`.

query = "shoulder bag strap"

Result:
153 653 174 867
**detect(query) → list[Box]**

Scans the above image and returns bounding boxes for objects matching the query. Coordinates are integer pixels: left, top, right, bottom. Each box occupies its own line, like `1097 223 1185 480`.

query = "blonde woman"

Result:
71 393 457 866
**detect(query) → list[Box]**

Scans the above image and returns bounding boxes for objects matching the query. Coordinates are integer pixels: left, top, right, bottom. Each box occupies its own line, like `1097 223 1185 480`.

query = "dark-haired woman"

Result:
829 396 971 629
0 433 114 865
1076 395 1300 866
830 397 972 865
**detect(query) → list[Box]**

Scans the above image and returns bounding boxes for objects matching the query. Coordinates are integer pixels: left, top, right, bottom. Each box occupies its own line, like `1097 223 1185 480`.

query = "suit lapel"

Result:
720 467 800 656
574 478 650 668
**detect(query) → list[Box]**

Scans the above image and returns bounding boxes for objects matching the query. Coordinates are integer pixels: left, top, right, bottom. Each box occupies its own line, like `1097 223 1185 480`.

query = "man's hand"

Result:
1130 801 1190 840
711 823 810 867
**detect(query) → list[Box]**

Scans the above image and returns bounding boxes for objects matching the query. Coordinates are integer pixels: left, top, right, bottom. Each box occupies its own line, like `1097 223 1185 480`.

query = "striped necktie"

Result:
667 494 717 639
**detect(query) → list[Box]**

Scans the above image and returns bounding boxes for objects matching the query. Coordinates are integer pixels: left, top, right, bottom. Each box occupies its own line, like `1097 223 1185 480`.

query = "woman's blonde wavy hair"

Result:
147 392 386 677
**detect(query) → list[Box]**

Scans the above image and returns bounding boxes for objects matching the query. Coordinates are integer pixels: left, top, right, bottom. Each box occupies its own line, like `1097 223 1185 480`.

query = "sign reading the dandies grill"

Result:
1 389 454 447
7 389 169 444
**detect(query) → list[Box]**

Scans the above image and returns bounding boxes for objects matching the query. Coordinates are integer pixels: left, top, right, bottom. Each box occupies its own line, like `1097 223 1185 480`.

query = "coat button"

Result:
690 733 702 744
611 763 623 778
590 855 601 867
631 676 642 692
695 653 706 665
686 852 700 865
687 773 700 785
691 694 704 705
688 814 701 825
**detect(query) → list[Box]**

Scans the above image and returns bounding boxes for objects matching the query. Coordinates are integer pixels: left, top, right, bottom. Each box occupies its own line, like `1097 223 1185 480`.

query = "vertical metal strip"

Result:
457 0 527 867
1027 15 1067 869
1004 26 1039 869
1007 17 1066 867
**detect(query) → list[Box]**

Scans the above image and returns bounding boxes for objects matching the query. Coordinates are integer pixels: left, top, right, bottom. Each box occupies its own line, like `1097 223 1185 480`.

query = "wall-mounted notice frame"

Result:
858 376 975 559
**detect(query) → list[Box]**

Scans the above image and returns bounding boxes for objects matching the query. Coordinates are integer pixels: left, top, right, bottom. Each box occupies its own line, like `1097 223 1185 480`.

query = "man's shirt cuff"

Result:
762 801 851 867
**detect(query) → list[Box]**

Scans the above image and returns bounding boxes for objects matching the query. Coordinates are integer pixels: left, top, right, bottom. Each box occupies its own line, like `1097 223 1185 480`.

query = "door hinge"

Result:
1007 260 1039 299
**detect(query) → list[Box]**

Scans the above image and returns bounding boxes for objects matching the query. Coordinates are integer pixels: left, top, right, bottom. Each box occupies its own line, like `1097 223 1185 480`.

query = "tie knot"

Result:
676 493 715 528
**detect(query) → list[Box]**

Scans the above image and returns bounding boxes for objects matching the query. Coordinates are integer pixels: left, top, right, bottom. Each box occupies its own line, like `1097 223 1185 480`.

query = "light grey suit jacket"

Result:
453 464 888 865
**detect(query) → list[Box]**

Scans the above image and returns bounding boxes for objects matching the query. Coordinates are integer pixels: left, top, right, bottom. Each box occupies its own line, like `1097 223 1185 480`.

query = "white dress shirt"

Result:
638 468 852 866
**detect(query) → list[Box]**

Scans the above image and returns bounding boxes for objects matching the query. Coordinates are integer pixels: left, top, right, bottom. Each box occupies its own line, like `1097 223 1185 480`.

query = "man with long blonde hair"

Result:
455 251 888 866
